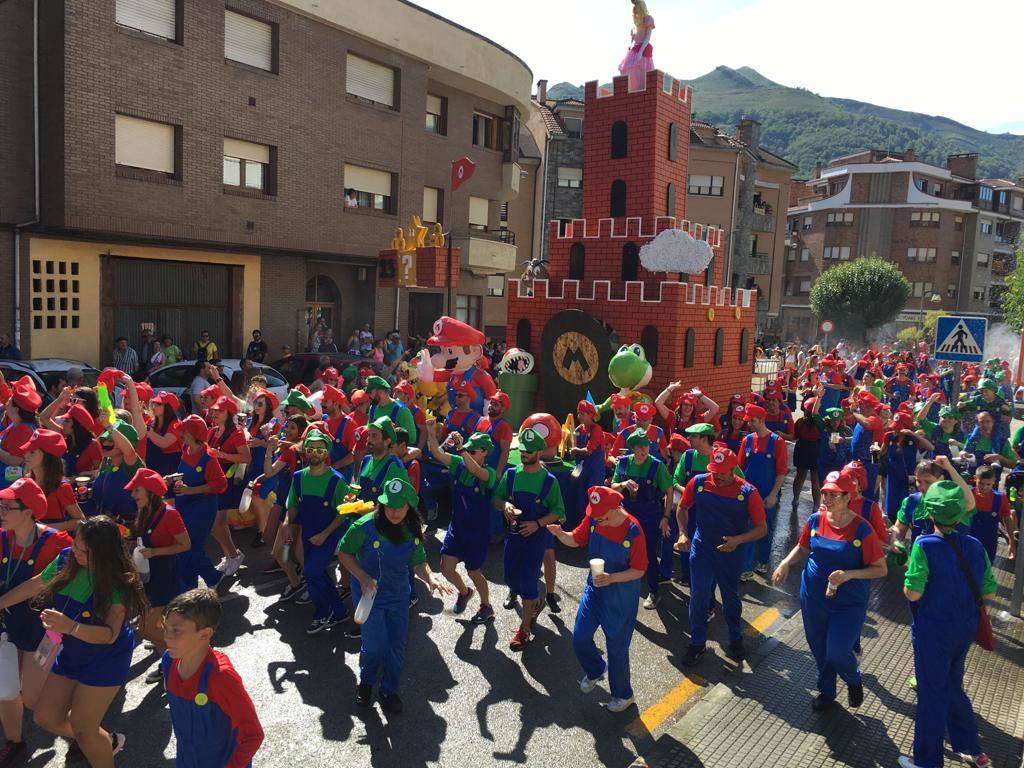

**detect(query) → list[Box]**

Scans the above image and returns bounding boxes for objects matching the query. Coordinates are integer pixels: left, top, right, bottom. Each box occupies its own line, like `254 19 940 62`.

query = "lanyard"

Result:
2 527 39 592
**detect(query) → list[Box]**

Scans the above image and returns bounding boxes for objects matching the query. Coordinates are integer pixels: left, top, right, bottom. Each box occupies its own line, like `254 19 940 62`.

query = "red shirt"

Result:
180 448 228 493
612 424 669 458
71 440 103 473
798 513 885 564
851 496 888 541
1 423 34 458
860 414 886 445
574 424 606 454
739 432 789 475
681 475 767 525
403 457 421 493
164 648 264 768
350 409 369 428
39 482 77 524
480 417 514 446
141 504 187 547
571 512 648 572
973 490 1012 519
0 526 74 576
794 416 820 442
277 444 298 473
327 415 357 453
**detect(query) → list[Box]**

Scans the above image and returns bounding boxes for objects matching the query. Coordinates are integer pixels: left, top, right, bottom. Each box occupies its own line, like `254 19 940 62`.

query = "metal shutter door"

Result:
115 0 176 39
346 54 395 107
224 11 273 71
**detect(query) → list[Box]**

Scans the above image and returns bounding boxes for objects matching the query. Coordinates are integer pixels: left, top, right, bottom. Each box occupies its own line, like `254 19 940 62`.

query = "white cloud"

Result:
639 228 714 273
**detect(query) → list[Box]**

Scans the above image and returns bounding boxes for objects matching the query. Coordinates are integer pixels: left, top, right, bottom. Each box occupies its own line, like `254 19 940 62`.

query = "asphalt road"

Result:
23 478 819 767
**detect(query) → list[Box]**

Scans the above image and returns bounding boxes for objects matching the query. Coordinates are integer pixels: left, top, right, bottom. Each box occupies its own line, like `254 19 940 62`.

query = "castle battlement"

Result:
588 72 693 103
549 216 724 249
510 278 754 309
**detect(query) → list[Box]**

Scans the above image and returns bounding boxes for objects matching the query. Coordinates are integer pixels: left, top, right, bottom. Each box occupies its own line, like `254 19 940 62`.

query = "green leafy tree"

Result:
809 256 911 342
1002 244 1024 331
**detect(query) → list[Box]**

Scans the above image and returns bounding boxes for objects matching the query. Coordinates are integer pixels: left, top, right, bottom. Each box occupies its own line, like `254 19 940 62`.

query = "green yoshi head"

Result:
608 344 653 392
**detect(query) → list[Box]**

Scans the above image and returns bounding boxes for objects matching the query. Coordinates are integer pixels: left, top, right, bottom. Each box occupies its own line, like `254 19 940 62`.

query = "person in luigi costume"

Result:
425 421 497 624
366 376 417 446
492 426 565 652
898 481 996 768
89 419 142 521
337 478 451 714
914 403 964 462
356 418 410 505
958 377 1011 439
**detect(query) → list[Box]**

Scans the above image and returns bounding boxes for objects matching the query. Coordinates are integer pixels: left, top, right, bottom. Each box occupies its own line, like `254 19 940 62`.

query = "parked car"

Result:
270 353 384 387
0 358 101 405
147 359 288 414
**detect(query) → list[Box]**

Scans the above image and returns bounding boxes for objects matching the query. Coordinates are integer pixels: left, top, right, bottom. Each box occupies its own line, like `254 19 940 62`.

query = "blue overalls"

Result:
969 491 1005 563
368 401 407 433
143 424 182 477
294 472 348 621
819 375 846 411
328 414 355 483
485 418 510 537
91 460 139 520
349 518 417 695
909 533 986 768
717 428 742 454
502 468 556 601
572 520 642 699
888 379 912 409
927 424 962 461
850 421 879 501
799 513 874 699
440 460 492 571
175 452 222 590
573 425 606 528
161 652 251 768
901 492 930 544
741 432 780 571
0 528 56 651
141 506 181 608
884 433 918 523
764 410 790 436
688 475 757 646
965 428 1008 486
618 457 664 596
244 419 278 500
357 455 402 504
49 550 134 687
211 430 244 513
817 429 851 477
421 410 483 515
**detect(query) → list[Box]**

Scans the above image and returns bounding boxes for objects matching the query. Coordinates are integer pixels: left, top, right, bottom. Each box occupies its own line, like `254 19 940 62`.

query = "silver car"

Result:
147 359 289 414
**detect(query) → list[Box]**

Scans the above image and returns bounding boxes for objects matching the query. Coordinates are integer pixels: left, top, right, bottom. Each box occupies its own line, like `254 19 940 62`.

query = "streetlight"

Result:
918 291 941 333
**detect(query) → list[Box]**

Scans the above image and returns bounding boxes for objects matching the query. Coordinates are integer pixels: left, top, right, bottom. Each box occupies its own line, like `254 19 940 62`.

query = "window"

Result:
425 94 446 135
910 211 940 227
486 275 505 297
455 294 481 328
224 10 274 71
954 215 964 232
803 215 813 231
739 328 750 365
1014 196 1023 211
223 138 271 192
346 53 396 108
557 219 572 237
687 175 724 196
947 283 956 298
684 328 695 368
980 220 993 235
667 123 678 162
998 191 1008 205
515 319 531 351
784 281 794 296
562 117 583 139
951 250 961 264
976 252 990 266
972 288 986 301
826 212 854 225
979 187 993 202
344 164 394 212
611 120 628 159
569 243 585 281
666 183 676 215
610 179 627 217
906 247 936 263
116 0 176 40
799 280 812 293
713 329 724 366
557 168 583 189
932 182 943 196
30 258 81 332
800 248 810 262
499 201 509 227
621 242 639 281
469 196 489 230
115 115 176 175
787 248 796 262
422 187 443 224
473 111 501 150
912 282 934 298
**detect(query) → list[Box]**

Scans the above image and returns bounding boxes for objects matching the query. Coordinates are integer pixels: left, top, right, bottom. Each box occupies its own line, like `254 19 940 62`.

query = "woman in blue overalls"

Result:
883 415 924 523
739 414 783 575
0 516 147 767
899 481 995 768
548 486 645 713
244 389 279 548
139 391 183 477
89 420 142 521
571 401 607 527
773 472 887 710
337 478 451 714
174 416 227 591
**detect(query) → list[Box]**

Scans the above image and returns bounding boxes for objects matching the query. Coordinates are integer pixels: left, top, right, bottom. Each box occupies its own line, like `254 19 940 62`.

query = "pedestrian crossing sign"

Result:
934 315 987 362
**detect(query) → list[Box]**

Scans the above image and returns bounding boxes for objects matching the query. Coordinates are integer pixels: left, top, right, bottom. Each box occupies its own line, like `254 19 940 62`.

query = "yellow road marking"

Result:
743 606 780 637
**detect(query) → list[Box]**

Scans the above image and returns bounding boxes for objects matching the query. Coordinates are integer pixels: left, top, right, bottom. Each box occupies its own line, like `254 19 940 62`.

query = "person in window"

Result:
137 328 154 370
246 330 267 363
346 330 362 356
111 338 138 377
344 188 358 208
161 335 182 366
384 332 404 367
191 331 218 363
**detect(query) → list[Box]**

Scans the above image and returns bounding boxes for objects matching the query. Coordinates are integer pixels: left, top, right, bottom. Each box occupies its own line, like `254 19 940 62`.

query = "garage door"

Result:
104 257 236 362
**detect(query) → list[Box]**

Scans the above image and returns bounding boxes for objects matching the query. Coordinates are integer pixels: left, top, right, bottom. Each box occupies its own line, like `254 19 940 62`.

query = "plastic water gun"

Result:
337 494 375 518
96 384 117 425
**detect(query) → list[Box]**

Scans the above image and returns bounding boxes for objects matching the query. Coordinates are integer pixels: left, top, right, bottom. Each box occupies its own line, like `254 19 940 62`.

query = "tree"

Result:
809 256 911 341
1001 244 1024 331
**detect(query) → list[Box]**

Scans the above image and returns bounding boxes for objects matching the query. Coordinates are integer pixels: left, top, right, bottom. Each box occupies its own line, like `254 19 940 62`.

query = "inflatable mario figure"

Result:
417 316 497 416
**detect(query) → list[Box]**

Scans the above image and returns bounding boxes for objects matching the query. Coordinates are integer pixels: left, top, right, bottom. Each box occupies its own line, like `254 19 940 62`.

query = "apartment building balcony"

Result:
747 253 771 275
458 229 518 276
752 211 775 232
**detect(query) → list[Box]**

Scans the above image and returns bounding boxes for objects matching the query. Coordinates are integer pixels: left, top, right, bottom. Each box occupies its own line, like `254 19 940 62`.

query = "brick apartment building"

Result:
0 0 534 367
783 150 1024 342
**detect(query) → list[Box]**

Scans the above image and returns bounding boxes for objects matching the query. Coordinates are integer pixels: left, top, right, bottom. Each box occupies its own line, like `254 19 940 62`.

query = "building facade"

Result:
783 150 1024 342
0 0 534 366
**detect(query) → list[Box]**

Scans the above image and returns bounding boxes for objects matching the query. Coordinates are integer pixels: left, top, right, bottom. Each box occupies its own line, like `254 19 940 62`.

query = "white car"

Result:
147 359 288 414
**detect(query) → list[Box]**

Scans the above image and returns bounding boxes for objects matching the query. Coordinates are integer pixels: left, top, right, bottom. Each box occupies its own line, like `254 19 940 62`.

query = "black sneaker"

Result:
278 582 305 603
338 585 352 602
295 588 312 606
251 531 265 548
344 625 362 640
811 694 835 711
682 644 706 666
379 692 403 714
726 639 746 661
545 593 561 614
355 683 373 707
471 604 495 624
0 740 26 767
306 617 330 635
323 611 346 630
848 682 864 708
503 592 518 610
453 587 474 615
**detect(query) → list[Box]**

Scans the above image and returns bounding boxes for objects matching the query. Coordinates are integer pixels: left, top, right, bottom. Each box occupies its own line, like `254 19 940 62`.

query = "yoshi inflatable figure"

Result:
597 343 654 414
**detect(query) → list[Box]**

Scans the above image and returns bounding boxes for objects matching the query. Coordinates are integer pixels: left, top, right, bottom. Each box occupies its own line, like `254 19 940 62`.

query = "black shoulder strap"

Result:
944 535 983 608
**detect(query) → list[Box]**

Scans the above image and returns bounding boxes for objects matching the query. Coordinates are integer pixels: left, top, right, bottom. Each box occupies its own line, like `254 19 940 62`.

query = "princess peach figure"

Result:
618 0 655 90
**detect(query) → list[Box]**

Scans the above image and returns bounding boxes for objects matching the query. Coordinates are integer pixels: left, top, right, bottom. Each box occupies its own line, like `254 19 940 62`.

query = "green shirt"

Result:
969 435 1016 461
286 468 351 510
163 345 182 365
40 558 123 606
101 457 144 476
449 454 496 492
613 456 672 493
1013 424 1024 450
369 400 418 444
904 536 997 595
337 512 426 566
357 455 410 494
896 493 926 526
492 465 565 521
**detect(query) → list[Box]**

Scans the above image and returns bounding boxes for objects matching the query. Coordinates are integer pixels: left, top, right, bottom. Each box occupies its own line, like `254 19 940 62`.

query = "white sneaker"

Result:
605 696 635 713
643 593 660 609
898 757 924 768
223 552 245 577
579 674 603 694
740 570 755 582
111 733 126 756
215 557 229 572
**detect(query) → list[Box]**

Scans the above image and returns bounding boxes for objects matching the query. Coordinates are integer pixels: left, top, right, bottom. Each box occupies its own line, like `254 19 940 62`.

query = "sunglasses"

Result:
100 442 116 450
305 447 329 455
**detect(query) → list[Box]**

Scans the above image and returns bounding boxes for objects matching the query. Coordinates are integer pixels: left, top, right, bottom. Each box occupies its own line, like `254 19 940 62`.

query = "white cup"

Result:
589 558 605 577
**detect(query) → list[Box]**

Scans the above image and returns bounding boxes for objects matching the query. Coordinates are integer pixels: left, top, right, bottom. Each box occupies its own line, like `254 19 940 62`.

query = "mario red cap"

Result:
10 376 41 412
64 403 97 433
679 392 698 406
134 382 153 403
577 400 597 418
744 404 767 421
896 401 913 415
19 428 67 457
211 396 238 415
296 384 312 397
353 425 369 450
821 470 854 495
730 393 744 404
669 433 691 452
895 363 908 372
394 380 415 399
322 367 340 380
97 368 121 391
632 402 656 421
764 389 784 402
586 486 624 518
0 477 46 520
707 447 739 473
802 397 817 413
179 415 209 443
856 391 880 410
489 391 511 411
890 413 913 431
350 389 369 407
152 391 181 412
200 385 221 400
451 378 476 395
255 388 280 413
124 467 168 496
322 384 348 406
358 366 374 378
610 394 632 409
820 357 837 366
428 316 485 346
840 461 867 491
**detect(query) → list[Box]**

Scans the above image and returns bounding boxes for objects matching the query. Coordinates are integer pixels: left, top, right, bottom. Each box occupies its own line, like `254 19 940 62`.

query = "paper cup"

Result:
589 558 605 577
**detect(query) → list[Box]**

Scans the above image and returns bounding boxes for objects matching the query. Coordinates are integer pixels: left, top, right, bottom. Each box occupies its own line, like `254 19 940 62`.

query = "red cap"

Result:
669 433 691 452
802 397 817 413
97 368 121 391
358 366 374 378
585 485 624 518
764 389 784 402
211 396 238 415
180 415 209 443
730 393 744 404
895 363 908 372
0 477 47 519
10 376 41 412
744 404 767 421
353 425 369 450
124 467 168 496
321 367 340 380
896 401 913 415
201 384 221 400
820 357 836 366
255 388 280 413
19 428 67 457
350 389 369 407
451 378 475 395
322 384 348 406
394 380 415 399
489 391 511 411
64 403 97 433
839 397 851 409
632 402 656 421
427 316 485 346
707 448 739 473
152 391 181 412
135 382 153 403
840 461 867 491
609 394 631 409
577 400 598 418
821 470 854 495
679 392 698 406
856 391 880 410
890 413 913 431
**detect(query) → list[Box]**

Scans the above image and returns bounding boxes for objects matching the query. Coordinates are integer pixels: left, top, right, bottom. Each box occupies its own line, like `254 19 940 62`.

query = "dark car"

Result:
0 358 101 406
270 353 384 387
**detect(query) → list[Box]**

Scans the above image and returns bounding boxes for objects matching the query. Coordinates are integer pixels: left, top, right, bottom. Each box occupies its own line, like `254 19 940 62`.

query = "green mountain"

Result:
545 68 1024 180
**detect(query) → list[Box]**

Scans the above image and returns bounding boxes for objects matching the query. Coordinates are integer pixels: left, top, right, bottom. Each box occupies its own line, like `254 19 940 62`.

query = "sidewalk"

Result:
638 551 1024 768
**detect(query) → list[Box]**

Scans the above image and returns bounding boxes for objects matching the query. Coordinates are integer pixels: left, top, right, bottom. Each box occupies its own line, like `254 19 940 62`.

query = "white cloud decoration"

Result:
639 228 714 274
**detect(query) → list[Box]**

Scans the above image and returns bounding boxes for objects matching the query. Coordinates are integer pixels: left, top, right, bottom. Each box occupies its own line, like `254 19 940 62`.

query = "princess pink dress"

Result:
618 15 655 90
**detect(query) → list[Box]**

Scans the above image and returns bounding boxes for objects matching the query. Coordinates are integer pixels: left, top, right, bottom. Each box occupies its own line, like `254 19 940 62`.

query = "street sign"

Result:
934 315 987 362
820 320 834 333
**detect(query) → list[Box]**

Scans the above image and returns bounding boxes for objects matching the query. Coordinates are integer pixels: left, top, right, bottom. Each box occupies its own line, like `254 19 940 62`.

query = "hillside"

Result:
545 69 1024 180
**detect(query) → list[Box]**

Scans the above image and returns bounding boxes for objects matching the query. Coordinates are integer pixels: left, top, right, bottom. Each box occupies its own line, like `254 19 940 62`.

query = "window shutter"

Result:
115 115 175 173
225 11 273 71
346 54 395 107
557 168 582 183
426 95 443 115
224 138 270 164
469 196 489 227
423 187 439 222
344 164 391 196
116 0 176 39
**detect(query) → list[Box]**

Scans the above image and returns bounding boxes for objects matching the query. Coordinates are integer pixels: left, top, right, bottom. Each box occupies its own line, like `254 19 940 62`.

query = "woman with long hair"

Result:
243 390 279 548
136 392 182 477
0 516 147 767
0 376 41 493
124 468 190 683
20 430 85 533
207 398 248 577
39 391 102 476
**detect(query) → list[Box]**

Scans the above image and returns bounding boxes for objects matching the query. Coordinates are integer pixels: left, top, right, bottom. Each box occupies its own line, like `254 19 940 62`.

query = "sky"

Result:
412 0 1024 134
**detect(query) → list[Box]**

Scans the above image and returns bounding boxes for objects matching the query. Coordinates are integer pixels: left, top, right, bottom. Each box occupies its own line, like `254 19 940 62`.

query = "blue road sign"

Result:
934 315 987 363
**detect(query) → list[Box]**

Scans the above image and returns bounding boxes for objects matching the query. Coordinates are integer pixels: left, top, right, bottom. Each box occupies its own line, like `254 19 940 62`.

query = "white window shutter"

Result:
344 165 391 196
469 196 489 227
115 115 175 173
116 0 176 40
224 138 270 164
224 11 273 71
346 54 395 107
423 187 439 222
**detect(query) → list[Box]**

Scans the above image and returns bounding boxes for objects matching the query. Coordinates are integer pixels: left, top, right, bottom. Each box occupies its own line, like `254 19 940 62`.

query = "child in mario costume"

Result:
420 316 497 416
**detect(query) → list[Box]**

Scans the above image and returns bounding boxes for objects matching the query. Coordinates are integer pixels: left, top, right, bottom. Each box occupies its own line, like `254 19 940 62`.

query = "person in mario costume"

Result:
422 316 497 416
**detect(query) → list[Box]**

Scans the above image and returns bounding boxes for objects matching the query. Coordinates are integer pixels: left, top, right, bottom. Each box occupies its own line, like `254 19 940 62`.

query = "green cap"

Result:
518 427 546 453
626 429 651 448
825 407 845 419
939 405 960 419
377 477 419 509
913 401 927 415
684 422 716 437
343 365 359 381
369 416 396 442
462 432 495 454
302 430 331 449
365 375 391 393
921 480 966 526
873 379 886 388
101 420 139 447
994 371 1006 382
284 389 312 412
978 377 998 392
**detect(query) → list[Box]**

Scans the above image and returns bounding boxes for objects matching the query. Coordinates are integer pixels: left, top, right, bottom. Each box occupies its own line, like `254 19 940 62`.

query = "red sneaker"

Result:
509 627 531 652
